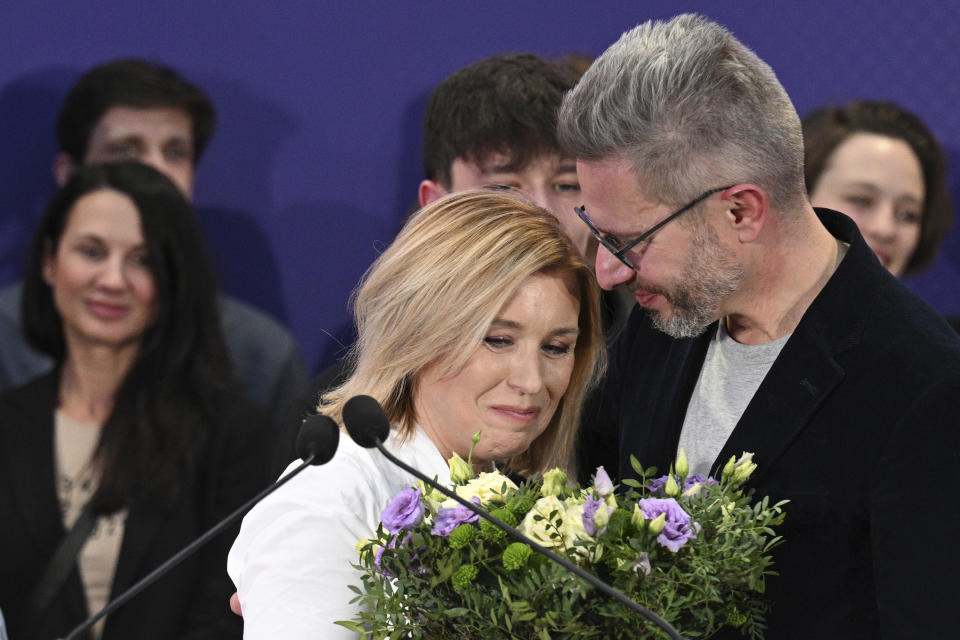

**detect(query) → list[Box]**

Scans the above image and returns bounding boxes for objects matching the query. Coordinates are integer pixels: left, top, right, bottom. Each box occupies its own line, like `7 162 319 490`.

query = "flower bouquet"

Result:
339 441 787 639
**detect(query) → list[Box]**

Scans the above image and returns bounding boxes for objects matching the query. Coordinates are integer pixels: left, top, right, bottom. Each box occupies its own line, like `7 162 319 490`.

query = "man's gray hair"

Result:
558 14 806 211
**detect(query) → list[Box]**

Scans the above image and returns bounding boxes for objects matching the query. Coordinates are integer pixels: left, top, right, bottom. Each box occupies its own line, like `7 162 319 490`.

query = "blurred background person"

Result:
803 100 954 279
229 191 605 639
0 163 270 639
0 59 308 420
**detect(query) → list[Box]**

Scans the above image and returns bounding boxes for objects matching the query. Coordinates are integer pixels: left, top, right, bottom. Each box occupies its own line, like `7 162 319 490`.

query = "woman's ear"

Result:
41 239 57 286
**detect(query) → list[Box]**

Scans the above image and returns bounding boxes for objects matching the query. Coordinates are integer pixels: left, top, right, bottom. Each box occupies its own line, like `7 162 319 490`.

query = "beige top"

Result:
55 411 127 639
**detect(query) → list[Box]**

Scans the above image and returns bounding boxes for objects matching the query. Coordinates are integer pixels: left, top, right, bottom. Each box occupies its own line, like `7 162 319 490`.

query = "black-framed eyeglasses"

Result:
575 186 733 270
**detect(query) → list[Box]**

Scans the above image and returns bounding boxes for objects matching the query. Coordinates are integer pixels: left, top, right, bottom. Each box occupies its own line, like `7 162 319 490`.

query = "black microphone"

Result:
61 414 340 640
341 395 686 640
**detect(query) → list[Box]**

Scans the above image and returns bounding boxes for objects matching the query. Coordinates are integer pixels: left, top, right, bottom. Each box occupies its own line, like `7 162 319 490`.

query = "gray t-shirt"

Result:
678 322 790 477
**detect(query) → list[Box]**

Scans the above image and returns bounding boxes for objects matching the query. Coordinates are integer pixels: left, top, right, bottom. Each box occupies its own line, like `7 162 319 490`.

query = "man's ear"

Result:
721 184 768 243
52 153 77 187
418 179 449 207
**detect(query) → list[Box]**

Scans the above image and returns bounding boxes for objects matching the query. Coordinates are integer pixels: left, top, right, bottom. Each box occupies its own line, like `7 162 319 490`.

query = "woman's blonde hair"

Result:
322 190 605 476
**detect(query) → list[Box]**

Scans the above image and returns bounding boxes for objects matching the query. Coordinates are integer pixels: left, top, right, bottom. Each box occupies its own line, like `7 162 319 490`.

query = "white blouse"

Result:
228 426 450 639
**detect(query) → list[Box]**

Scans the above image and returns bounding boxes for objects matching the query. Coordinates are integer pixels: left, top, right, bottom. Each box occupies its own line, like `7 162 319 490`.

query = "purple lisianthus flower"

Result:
374 532 413 576
646 475 671 494
593 466 614 497
381 488 424 532
634 551 651 576
638 497 700 552
683 474 718 491
431 497 480 537
582 496 605 536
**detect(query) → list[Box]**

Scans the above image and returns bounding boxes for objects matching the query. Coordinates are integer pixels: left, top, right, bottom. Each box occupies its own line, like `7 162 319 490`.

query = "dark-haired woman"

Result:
803 100 953 278
0 162 270 639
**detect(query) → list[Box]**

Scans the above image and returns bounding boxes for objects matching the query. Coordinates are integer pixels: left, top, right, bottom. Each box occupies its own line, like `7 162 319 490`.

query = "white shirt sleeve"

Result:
228 454 382 639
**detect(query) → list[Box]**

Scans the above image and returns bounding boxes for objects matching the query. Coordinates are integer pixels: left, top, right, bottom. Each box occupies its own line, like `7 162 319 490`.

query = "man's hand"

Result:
229 592 243 617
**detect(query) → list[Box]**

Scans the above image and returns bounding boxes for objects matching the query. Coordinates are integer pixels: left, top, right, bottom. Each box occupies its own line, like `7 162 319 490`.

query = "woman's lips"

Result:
87 300 130 319
490 406 541 423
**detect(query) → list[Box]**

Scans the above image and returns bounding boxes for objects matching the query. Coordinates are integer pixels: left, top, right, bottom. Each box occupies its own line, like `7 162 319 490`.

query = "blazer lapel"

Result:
715 327 845 483
3 374 67 547
714 208 872 482
109 497 169 598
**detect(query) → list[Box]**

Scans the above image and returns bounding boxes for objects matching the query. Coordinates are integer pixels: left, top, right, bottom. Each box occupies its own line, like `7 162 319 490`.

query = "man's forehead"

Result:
472 150 575 175
93 105 193 140
577 158 665 229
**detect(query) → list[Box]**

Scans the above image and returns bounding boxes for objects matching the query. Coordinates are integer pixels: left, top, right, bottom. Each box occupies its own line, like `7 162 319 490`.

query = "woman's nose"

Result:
507 350 544 394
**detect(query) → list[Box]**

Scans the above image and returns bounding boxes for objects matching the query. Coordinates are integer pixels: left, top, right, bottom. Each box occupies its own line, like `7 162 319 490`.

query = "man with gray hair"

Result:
560 14 959 638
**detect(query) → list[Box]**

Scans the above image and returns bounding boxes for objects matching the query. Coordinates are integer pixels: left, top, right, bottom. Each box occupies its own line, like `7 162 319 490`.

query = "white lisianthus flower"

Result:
561 500 592 548
452 471 518 505
518 495 566 549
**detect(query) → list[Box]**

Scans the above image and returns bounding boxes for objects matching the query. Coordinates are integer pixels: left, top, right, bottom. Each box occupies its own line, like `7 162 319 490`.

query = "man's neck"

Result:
724 206 843 345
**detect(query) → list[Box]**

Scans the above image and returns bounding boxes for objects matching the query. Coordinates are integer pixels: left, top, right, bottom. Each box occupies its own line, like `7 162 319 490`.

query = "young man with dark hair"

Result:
0 59 308 420
418 53 593 263
52 58 216 198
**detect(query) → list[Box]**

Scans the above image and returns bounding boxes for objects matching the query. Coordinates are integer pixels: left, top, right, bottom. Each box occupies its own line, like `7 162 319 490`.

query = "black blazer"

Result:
581 209 960 639
0 372 272 639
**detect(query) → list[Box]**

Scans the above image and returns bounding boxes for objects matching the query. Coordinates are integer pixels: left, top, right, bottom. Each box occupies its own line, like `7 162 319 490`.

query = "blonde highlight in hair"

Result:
321 190 605 476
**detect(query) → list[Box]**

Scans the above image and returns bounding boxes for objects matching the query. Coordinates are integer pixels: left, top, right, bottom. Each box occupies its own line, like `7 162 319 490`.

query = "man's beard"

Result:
642 223 743 339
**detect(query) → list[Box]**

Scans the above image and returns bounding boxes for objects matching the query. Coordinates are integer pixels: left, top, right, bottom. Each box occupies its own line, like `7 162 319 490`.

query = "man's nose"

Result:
595 246 634 290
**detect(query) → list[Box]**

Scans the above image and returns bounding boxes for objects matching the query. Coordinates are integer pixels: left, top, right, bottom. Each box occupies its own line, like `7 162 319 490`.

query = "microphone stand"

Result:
62 454 318 640
371 439 686 640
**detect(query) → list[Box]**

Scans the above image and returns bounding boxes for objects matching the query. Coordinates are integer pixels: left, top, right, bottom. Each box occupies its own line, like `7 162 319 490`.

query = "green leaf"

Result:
443 607 470 617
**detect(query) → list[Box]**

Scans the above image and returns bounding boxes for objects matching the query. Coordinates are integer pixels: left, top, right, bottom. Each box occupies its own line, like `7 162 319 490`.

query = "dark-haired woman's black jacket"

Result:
0 371 272 640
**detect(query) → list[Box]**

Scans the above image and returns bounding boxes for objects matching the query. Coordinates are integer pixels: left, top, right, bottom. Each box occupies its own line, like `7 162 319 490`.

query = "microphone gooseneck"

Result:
340 395 686 640
61 414 341 640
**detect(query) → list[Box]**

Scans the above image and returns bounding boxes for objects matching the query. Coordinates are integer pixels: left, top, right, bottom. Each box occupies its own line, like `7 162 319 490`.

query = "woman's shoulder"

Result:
0 370 58 408
280 433 401 504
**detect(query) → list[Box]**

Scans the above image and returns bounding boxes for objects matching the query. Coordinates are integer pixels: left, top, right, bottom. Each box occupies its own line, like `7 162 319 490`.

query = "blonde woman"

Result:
228 190 605 638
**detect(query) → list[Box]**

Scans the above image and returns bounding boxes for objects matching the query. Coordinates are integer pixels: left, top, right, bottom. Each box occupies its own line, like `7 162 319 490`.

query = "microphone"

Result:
341 395 686 640
61 414 340 640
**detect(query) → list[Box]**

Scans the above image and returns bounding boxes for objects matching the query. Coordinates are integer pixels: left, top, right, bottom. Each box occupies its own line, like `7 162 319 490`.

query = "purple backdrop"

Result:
2 1 958 373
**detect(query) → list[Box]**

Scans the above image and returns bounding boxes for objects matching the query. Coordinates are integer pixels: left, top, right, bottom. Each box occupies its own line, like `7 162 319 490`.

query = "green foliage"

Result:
347 464 787 639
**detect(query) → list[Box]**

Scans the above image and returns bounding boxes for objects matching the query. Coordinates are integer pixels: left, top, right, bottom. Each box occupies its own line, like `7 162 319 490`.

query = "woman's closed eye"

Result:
541 341 573 357
484 335 513 349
